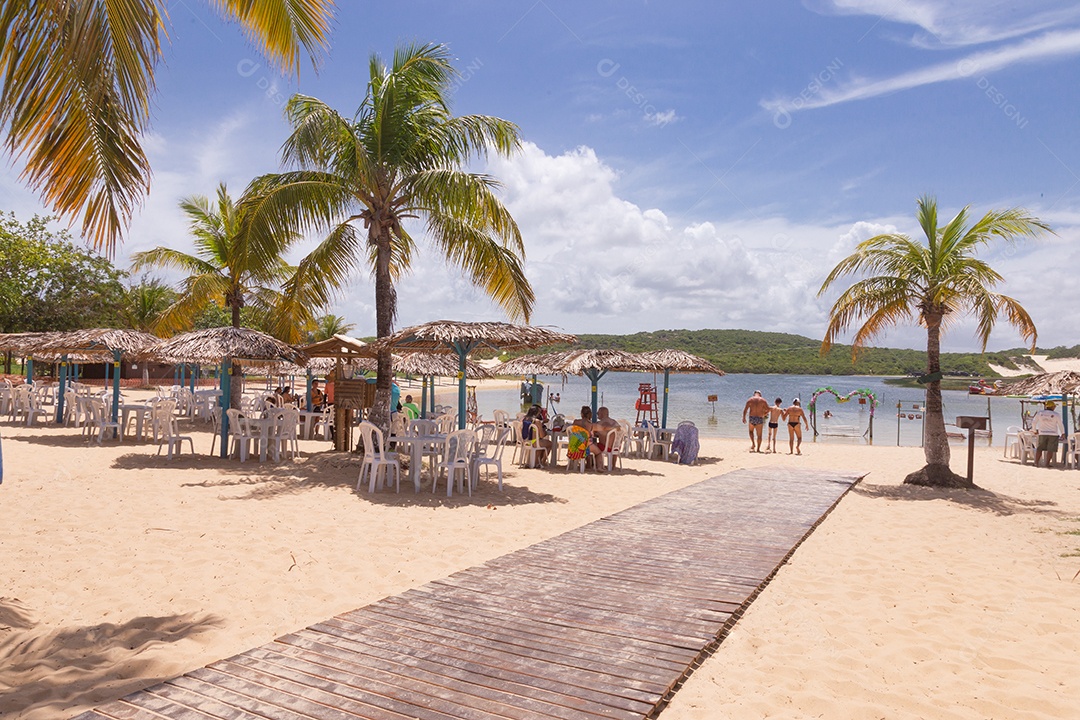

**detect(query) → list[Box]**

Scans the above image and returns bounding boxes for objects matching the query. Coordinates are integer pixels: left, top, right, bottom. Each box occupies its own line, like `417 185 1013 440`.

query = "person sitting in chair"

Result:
310 380 325 410
521 405 552 467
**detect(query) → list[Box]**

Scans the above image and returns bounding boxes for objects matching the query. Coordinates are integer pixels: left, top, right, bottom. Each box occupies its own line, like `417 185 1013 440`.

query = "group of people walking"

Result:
742 391 809 454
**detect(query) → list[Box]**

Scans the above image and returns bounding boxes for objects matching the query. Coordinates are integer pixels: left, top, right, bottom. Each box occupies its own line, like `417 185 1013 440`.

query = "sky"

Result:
3 0 1080 353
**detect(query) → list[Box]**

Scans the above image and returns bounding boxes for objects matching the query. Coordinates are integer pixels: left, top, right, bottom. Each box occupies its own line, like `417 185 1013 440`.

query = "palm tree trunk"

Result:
229 301 243 410
923 314 950 466
905 311 969 487
369 230 395 437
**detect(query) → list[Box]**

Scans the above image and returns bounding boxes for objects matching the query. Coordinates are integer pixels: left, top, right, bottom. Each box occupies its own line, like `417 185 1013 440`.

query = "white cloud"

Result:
813 0 1080 47
644 109 679 127
763 28 1080 114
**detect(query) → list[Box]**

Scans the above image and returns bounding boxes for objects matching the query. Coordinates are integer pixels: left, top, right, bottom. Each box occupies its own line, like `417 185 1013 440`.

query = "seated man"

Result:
402 394 421 420
593 406 621 452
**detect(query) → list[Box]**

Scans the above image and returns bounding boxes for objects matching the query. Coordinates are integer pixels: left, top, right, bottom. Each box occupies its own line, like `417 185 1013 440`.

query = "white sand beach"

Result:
2 406 1079 719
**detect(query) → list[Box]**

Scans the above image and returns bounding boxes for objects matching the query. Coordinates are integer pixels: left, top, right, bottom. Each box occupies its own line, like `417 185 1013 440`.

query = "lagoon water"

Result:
470 372 1033 447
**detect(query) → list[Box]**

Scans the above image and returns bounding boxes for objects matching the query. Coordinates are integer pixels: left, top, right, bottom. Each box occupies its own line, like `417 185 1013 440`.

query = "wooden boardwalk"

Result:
75 467 862 720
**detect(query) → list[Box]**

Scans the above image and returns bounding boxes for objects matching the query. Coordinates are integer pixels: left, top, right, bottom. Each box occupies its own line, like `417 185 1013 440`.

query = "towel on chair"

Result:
566 425 590 460
671 422 699 465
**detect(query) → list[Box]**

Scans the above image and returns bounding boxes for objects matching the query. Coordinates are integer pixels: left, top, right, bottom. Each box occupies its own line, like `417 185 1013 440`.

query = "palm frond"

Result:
130 247 220 277
214 0 333 75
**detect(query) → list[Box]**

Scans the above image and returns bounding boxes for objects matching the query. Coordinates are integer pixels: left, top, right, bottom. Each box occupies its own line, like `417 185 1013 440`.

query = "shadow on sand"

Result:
111 450 572 507
0 605 221 719
852 482 1059 517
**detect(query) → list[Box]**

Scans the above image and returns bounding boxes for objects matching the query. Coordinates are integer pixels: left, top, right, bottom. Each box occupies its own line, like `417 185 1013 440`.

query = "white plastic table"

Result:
388 433 445 492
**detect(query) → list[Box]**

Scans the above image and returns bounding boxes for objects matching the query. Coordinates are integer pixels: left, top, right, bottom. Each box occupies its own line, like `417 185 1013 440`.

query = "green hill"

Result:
524 328 1029 376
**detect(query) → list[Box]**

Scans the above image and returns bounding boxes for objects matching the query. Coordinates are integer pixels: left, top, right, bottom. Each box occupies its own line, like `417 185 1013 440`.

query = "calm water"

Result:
470 372 1036 447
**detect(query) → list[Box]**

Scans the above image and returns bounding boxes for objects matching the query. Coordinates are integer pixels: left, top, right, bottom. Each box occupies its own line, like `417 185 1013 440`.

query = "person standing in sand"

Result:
785 398 809 455
742 391 770 452
766 398 785 453
1032 400 1064 468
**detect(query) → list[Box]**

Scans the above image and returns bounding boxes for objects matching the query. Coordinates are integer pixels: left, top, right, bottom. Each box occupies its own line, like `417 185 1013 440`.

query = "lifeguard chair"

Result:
635 383 659 427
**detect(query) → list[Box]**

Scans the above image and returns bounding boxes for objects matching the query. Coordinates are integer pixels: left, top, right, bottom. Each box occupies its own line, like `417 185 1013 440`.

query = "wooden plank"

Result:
285 629 651 718
78 468 861 720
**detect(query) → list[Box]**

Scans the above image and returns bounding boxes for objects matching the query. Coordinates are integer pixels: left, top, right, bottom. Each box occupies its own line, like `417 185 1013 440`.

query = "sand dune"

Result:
2 409 1079 719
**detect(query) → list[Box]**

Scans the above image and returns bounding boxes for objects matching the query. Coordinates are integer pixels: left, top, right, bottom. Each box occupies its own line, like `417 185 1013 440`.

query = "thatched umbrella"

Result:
996 370 1080 441
379 321 577 429
495 348 649 420
34 328 161 428
394 352 494 419
998 370 1080 397
144 327 307 457
635 349 725 428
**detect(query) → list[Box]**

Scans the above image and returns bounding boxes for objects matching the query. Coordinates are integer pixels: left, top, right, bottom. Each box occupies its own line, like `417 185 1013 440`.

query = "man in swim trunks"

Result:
766 398 784 453
742 390 770 452
785 398 809 455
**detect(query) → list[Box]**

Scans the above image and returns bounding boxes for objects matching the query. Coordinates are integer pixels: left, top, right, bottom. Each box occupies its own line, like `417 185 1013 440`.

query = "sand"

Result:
989 353 1080 377
2 398 1079 719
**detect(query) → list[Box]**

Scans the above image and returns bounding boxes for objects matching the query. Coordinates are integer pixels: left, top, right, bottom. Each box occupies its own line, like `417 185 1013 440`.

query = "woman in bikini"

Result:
785 398 809 455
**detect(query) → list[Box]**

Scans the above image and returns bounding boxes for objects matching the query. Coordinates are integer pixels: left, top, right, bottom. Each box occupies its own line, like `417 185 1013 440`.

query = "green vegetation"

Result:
0 213 126 335
529 328 1020 376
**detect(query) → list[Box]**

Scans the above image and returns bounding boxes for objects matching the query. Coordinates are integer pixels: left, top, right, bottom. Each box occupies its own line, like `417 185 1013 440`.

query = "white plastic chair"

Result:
434 429 475 497
357 421 401 493
511 420 543 468
1018 432 1037 465
435 413 457 434
473 427 509 491
620 419 646 458
598 427 625 472
0 379 12 416
154 406 194 460
63 389 85 427
276 407 300 461
85 398 121 443
226 408 257 462
1003 425 1022 459
647 424 672 461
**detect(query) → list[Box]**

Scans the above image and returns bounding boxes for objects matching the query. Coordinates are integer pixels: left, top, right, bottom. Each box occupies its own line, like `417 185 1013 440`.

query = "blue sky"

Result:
4 0 1080 353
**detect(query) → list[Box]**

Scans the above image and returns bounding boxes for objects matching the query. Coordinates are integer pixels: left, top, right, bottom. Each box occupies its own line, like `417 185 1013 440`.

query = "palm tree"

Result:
819 195 1049 487
310 314 356 342
131 182 304 406
0 1 334 256
123 276 175 386
245 42 534 431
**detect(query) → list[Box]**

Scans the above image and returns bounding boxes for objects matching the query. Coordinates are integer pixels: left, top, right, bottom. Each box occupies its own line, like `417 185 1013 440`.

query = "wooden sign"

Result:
707 394 718 402
335 379 374 409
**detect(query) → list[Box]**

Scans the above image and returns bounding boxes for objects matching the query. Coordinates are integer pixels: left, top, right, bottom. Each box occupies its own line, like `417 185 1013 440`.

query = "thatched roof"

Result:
495 349 649 376
379 320 576 353
998 370 1080 397
272 356 378 376
635 349 725 375
395 352 493 379
37 328 161 357
0 328 159 359
143 327 307 365
301 334 379 359
0 332 56 355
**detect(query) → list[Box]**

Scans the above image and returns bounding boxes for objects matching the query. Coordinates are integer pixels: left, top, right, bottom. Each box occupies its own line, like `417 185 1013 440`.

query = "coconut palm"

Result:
244 42 534 431
131 182 308 405
0 1 334 256
123 276 175 385
819 195 1048 487
309 314 356 342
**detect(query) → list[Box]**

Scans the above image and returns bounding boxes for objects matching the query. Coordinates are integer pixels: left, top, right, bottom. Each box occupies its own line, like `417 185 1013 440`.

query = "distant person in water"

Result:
767 398 785 453
785 399 809 455
742 391 770 453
